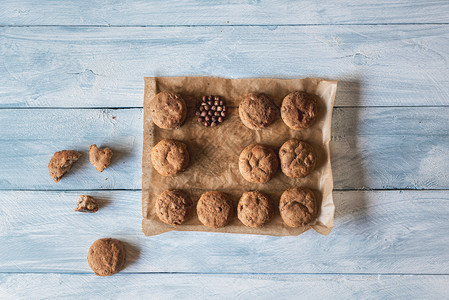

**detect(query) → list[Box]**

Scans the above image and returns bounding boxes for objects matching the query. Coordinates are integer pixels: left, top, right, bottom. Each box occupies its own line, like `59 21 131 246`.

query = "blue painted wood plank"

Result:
1 0 448 25
0 109 142 190
1 273 448 299
1 107 448 190
0 25 448 107
1 190 448 273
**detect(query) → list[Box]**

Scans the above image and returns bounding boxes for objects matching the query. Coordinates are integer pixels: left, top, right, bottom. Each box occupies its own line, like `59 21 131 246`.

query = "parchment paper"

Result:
143 77 337 236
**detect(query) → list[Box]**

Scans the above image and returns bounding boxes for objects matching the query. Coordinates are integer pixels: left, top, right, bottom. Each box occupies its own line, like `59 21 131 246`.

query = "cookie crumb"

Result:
48 150 82 183
89 144 113 172
75 195 99 213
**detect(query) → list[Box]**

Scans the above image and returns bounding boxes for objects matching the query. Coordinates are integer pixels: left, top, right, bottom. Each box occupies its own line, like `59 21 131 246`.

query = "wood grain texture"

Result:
0 109 142 190
1 25 449 107
1 273 448 299
1 107 448 190
1 190 448 274
1 0 449 26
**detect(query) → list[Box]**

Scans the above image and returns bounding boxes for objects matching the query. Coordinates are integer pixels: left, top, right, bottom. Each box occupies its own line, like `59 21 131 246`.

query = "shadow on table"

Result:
332 78 369 221
122 241 141 270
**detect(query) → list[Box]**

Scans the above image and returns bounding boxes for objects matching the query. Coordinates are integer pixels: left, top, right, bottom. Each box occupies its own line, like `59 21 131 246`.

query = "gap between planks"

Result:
0 271 449 276
2 23 449 28
4 105 449 110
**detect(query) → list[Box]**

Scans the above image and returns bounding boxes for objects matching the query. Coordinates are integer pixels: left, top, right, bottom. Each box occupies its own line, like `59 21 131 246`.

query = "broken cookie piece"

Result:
48 150 82 183
75 195 99 213
89 144 113 172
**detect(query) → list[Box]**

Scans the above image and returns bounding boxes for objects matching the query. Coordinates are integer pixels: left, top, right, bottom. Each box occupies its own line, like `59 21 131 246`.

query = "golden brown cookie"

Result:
279 139 316 178
87 238 126 276
89 144 113 172
48 150 82 183
279 187 317 227
151 139 189 176
239 93 276 130
237 191 274 228
281 91 317 130
75 195 99 213
149 91 186 129
197 191 233 228
239 144 278 183
155 190 193 226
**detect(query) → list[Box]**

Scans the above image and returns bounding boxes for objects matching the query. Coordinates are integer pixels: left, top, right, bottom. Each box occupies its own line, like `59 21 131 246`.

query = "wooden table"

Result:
1 1 449 298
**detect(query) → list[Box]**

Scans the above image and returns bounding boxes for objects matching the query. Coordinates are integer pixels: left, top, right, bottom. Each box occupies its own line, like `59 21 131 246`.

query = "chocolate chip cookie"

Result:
151 139 189 176
88 238 126 276
237 191 274 228
197 191 233 228
48 150 82 182
149 91 187 129
279 139 316 178
89 144 113 172
281 91 317 130
279 187 317 227
239 93 276 130
239 144 278 183
155 190 193 226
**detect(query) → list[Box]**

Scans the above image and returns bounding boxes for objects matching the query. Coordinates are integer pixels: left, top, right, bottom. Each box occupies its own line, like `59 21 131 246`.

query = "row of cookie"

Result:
149 90 318 130
156 188 317 228
48 145 112 182
151 138 316 181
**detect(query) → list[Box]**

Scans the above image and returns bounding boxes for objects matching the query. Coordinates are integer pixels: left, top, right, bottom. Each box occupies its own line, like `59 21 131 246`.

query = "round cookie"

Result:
279 139 316 178
239 144 278 183
281 91 317 130
151 139 189 176
149 91 186 129
239 93 276 130
197 191 233 228
279 187 317 227
87 238 126 276
155 190 193 226
237 191 274 228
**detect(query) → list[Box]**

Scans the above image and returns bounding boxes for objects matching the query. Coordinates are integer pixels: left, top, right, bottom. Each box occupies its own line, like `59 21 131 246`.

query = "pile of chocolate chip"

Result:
196 95 227 127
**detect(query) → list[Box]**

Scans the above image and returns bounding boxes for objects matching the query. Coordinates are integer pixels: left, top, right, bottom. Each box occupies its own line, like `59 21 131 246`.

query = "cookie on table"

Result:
48 150 82 183
149 91 186 129
151 139 189 176
155 190 193 226
89 144 113 172
75 195 99 213
279 187 317 227
281 91 317 130
239 93 276 130
279 139 316 178
237 191 274 228
88 238 126 276
197 191 233 228
239 144 278 183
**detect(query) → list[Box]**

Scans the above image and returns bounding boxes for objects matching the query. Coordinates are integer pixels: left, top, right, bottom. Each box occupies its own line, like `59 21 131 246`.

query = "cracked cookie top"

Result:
149 91 186 129
151 139 189 176
237 191 274 228
279 187 317 227
238 144 278 183
239 92 276 130
197 191 233 228
155 190 193 226
281 91 317 130
279 139 316 178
